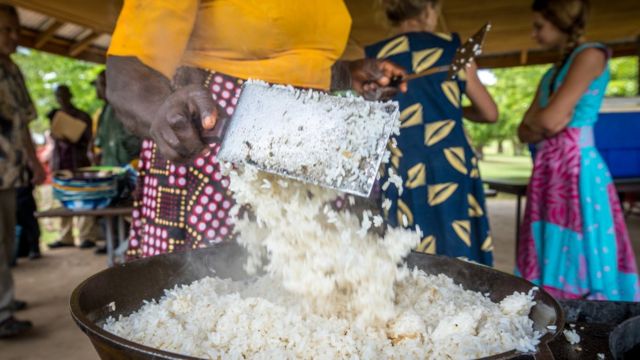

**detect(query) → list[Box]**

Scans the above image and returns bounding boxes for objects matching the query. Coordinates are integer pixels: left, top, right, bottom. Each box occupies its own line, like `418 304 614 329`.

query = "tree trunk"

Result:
513 141 525 156
497 140 504 154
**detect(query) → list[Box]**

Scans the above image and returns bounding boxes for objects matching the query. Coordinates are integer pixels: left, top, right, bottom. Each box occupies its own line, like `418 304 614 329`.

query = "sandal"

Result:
0 317 32 338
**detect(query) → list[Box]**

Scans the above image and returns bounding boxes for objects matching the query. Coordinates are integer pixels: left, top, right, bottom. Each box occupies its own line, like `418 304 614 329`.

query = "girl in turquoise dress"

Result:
366 0 498 265
517 0 639 300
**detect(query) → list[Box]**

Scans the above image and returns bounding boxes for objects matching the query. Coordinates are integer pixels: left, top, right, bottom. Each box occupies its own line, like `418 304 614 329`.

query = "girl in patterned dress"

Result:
517 0 639 300
366 0 498 265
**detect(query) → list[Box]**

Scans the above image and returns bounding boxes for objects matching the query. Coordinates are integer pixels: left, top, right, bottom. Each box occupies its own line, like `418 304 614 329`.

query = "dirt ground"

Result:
3 198 640 359
3 247 104 360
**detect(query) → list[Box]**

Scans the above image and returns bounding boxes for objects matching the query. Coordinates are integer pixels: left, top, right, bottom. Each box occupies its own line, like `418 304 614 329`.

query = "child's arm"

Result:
524 47 607 137
518 83 544 144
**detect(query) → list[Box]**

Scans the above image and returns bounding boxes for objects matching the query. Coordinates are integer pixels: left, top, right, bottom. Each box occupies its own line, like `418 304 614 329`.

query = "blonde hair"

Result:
380 0 440 26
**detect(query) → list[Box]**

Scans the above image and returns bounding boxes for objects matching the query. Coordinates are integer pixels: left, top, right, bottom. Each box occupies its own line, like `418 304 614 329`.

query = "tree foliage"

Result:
607 57 638 97
12 48 104 134
464 56 638 154
9 47 639 151
465 65 547 152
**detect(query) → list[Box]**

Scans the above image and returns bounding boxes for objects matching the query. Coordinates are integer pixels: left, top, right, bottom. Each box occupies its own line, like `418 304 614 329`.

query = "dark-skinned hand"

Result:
348 59 407 101
149 84 218 163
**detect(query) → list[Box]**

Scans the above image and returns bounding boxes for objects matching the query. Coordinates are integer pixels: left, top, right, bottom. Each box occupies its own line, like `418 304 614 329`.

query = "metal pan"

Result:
610 315 640 359
70 243 563 359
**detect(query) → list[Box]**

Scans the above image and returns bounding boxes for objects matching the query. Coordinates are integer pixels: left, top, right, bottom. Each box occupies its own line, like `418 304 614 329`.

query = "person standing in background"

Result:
47 85 92 175
12 168 42 263
91 70 140 168
517 0 639 300
365 0 498 265
0 4 46 338
46 85 100 250
90 70 141 255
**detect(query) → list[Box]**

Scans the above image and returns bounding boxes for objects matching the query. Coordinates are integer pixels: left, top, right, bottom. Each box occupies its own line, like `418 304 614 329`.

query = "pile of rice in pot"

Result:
104 86 542 359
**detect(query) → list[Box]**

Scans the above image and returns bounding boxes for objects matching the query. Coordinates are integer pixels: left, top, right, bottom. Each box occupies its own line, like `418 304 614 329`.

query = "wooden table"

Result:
35 203 133 267
612 178 640 194
484 177 640 260
484 178 529 260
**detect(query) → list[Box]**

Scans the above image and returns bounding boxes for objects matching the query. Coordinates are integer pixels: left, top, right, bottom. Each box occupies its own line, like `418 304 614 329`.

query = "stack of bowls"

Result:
53 168 121 210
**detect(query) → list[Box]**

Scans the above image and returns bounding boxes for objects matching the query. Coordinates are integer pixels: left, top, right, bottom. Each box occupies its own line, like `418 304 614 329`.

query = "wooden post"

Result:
520 49 528 66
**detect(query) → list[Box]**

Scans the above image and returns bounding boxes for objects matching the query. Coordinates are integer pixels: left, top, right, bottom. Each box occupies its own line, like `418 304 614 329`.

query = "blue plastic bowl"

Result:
59 197 115 211
53 168 121 211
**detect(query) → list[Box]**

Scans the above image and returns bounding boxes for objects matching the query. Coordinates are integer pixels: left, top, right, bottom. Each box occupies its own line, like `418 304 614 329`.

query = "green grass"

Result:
479 154 533 181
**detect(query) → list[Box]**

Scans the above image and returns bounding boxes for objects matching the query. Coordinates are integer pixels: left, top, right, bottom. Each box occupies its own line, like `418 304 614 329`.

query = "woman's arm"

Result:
463 62 498 123
106 1 217 163
107 56 217 163
524 48 606 137
106 56 171 139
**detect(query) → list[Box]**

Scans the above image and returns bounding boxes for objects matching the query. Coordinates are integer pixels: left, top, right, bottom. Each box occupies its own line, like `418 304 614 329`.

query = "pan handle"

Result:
533 343 555 360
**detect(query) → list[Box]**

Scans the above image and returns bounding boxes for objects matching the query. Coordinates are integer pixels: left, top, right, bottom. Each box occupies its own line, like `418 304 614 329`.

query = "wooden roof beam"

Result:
19 27 106 63
34 20 64 49
69 32 100 57
477 40 638 68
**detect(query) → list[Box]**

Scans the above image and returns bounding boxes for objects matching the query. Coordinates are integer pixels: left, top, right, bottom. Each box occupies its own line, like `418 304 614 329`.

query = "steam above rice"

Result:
104 86 541 359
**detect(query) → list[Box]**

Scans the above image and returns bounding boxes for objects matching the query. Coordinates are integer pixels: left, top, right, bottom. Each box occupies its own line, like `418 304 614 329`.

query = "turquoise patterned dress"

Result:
517 43 640 300
366 32 493 265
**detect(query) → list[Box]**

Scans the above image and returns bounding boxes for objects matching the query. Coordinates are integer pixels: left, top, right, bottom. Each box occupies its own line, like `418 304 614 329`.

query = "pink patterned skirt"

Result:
127 72 243 259
517 126 639 301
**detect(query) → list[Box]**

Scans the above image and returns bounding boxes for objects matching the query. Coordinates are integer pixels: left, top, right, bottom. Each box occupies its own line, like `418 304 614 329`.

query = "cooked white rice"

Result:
104 86 541 358
104 167 541 359
228 167 419 326
104 270 540 359
563 329 581 345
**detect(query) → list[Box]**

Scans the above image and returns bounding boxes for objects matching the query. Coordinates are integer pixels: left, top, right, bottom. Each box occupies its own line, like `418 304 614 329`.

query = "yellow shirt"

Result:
108 0 351 90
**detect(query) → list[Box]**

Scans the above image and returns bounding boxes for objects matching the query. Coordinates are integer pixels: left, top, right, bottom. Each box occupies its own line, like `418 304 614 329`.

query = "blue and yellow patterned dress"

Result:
366 32 493 265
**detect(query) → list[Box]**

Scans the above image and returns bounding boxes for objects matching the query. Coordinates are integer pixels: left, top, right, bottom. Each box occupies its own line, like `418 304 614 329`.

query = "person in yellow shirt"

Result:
106 0 406 259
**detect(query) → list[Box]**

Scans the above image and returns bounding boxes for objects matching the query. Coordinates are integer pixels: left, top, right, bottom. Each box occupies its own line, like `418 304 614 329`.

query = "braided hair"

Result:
532 0 590 94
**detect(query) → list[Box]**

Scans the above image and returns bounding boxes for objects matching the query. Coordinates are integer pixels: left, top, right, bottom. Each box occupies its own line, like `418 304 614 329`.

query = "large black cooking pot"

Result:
71 243 564 359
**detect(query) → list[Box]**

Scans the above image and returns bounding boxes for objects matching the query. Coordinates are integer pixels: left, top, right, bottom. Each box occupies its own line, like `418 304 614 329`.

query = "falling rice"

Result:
104 86 541 359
